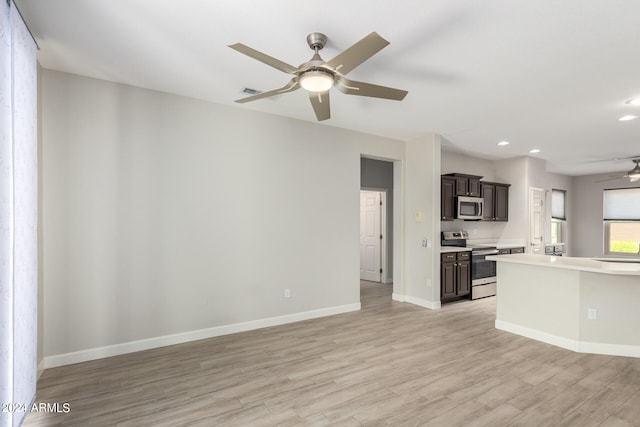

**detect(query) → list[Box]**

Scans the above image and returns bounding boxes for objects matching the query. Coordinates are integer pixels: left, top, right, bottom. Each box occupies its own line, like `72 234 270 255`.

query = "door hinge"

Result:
380 200 383 206
380 268 383 273
380 234 383 240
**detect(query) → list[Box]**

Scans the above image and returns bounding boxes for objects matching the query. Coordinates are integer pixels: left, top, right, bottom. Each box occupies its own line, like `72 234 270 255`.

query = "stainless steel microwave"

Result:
456 196 484 220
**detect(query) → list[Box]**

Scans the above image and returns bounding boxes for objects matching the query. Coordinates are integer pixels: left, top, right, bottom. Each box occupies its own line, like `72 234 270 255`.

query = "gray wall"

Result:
360 157 393 281
41 69 406 364
441 150 509 240
441 151 573 250
572 173 639 257
526 156 573 254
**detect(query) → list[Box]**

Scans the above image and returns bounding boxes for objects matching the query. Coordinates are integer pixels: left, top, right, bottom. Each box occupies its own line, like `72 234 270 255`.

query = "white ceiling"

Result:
15 0 640 176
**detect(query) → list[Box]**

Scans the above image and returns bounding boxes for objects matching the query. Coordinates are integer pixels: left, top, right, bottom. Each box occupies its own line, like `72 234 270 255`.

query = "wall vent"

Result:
242 87 261 95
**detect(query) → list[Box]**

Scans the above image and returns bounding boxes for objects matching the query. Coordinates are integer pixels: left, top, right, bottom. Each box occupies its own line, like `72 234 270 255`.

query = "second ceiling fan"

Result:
596 158 640 183
229 32 408 121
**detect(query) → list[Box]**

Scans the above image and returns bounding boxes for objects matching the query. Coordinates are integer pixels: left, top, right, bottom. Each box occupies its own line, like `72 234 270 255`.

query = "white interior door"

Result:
360 191 382 282
529 188 546 254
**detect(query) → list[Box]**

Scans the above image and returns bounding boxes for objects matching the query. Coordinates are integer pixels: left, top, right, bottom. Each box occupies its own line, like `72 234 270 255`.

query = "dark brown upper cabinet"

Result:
441 176 456 221
443 173 482 197
480 181 510 222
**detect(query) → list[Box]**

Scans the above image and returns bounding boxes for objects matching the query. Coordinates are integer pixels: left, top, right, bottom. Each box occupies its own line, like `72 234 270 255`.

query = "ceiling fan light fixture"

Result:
299 70 334 92
628 162 640 179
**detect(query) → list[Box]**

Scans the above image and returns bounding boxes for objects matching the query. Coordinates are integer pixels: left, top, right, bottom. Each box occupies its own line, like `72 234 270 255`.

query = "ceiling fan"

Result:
229 32 408 121
596 159 640 183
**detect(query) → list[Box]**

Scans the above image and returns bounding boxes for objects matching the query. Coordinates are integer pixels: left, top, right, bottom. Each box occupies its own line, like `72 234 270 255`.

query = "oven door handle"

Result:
473 249 500 256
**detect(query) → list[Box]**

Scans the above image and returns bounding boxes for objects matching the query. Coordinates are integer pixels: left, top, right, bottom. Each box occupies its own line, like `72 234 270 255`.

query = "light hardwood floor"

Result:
25 281 640 426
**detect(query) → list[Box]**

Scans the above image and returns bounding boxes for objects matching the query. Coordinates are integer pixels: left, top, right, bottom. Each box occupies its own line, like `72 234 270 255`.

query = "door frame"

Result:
359 155 403 300
528 187 546 254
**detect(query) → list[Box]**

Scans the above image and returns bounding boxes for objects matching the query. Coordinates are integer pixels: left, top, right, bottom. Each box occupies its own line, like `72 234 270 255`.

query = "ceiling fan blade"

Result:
325 32 389 75
229 43 298 74
336 76 408 100
234 79 299 103
580 155 640 164
594 176 625 183
309 91 330 121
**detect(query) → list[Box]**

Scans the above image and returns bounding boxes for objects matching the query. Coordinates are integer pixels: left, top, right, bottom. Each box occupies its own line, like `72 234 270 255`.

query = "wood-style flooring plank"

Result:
24 281 640 426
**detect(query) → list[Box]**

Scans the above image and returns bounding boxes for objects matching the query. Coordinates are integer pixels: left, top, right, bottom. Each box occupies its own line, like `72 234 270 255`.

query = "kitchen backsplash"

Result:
440 219 508 241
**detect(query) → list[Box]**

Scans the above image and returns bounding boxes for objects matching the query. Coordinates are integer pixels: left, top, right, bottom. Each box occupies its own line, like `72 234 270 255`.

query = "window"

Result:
551 189 566 244
551 220 563 245
551 189 566 220
603 188 640 256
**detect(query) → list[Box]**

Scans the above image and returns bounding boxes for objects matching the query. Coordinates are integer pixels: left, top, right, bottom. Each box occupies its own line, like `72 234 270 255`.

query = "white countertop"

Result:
441 240 525 253
487 253 640 276
440 247 472 253
469 243 526 250
495 243 526 250
466 240 526 249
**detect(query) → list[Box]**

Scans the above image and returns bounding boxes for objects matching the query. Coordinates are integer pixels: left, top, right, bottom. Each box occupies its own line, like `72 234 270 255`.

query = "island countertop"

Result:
487 253 640 276
491 253 640 358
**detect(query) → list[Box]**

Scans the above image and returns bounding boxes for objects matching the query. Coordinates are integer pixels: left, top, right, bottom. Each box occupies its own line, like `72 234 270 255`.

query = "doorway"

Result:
360 157 394 292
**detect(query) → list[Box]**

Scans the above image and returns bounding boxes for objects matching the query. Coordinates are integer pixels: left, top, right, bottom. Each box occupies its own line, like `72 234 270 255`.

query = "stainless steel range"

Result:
468 245 498 299
441 230 498 300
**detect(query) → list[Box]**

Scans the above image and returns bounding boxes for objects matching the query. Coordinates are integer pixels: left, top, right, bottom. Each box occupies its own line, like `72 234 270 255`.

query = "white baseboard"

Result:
44 303 361 369
37 359 45 379
392 293 405 302
495 320 640 358
395 294 440 310
495 320 580 352
579 341 640 358
497 319 640 357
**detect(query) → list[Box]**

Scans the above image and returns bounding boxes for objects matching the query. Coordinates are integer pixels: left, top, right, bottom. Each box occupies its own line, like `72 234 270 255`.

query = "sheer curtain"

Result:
0 1 38 425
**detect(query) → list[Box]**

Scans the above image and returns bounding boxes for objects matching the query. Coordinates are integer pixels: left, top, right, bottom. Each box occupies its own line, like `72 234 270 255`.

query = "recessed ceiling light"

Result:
497 140 510 146
619 115 638 121
625 98 640 106
529 149 541 154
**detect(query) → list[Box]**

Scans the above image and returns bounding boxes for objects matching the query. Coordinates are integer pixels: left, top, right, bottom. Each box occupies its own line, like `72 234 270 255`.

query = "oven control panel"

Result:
442 230 469 240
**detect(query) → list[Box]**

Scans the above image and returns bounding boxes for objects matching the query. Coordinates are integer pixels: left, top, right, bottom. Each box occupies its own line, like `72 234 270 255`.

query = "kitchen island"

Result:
488 254 640 358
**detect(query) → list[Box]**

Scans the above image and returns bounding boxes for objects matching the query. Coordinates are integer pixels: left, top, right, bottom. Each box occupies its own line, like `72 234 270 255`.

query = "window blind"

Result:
551 189 566 220
1 2 38 425
603 188 640 220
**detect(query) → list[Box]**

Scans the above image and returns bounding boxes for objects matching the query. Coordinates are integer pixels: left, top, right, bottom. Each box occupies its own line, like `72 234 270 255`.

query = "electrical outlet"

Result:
587 308 597 320
284 288 291 298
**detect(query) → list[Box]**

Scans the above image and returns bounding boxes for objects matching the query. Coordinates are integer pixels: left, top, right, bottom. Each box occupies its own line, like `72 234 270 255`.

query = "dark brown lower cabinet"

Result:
498 247 525 255
441 251 471 302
